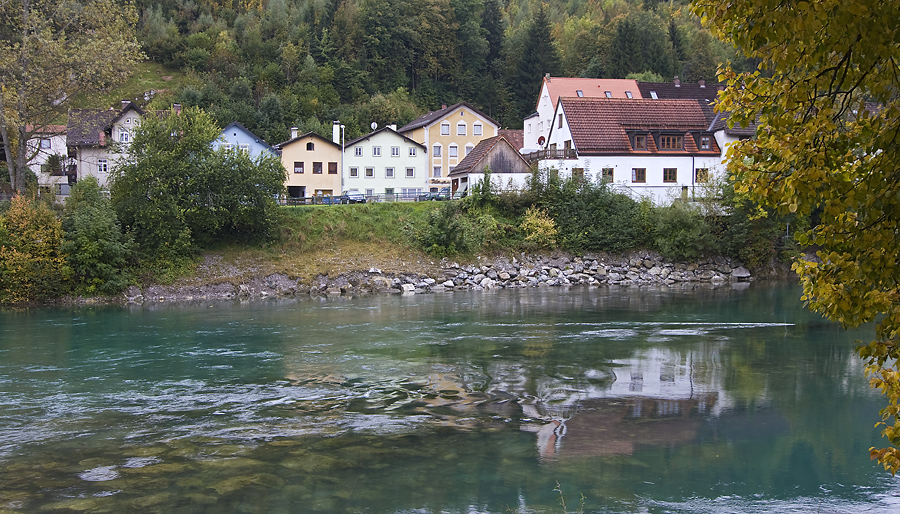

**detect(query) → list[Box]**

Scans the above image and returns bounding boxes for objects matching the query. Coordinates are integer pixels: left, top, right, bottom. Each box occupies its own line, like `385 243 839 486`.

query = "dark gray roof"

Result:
345 126 425 149
274 131 341 150
398 102 499 133
67 102 149 147
707 112 758 136
220 121 277 152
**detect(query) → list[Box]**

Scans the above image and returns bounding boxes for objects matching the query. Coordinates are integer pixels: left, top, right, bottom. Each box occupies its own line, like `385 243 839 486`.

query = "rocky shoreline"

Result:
122 250 755 304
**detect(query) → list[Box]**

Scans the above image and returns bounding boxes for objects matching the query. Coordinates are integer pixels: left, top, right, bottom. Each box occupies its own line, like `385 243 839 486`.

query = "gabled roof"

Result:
345 126 425 149
398 102 499 133
274 131 341 150
26 125 66 136
557 97 720 156
449 136 530 177
499 129 524 151
219 121 277 152
707 111 758 137
67 102 152 147
637 81 721 123
540 77 641 110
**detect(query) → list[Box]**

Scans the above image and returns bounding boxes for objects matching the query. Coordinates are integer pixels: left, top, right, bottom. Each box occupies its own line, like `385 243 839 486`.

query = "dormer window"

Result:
659 135 683 150
700 135 711 150
634 135 647 150
625 91 633 98
604 91 612 98
576 90 584 97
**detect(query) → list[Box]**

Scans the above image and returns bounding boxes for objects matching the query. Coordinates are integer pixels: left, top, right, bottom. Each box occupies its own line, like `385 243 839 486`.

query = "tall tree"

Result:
0 0 143 192
513 2 560 120
694 0 900 474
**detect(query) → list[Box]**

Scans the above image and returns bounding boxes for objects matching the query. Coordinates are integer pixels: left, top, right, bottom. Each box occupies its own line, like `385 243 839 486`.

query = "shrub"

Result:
653 202 713 261
521 206 558 249
0 195 67 303
415 201 468 257
61 177 133 295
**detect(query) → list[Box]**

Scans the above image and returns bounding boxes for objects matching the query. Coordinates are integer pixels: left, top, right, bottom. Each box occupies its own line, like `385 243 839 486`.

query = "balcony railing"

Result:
522 148 577 163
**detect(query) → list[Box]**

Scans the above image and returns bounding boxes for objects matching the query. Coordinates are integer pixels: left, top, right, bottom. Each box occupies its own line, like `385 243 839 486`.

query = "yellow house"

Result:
276 129 342 200
398 102 500 190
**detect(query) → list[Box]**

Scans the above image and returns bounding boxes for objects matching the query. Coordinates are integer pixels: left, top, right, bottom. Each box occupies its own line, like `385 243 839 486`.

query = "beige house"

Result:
276 128 342 200
398 102 499 190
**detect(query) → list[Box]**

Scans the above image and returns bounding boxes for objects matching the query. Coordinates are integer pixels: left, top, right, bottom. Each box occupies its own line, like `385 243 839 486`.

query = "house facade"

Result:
214 122 277 159
25 125 71 195
276 129 342 199
66 101 151 188
541 97 724 205
398 102 499 190
343 126 427 200
448 136 532 195
525 77 641 152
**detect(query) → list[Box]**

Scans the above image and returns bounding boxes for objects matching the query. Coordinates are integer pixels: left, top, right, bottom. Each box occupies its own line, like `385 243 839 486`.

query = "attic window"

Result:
650 91 658 99
634 135 647 150
700 136 711 150
576 90 584 97
604 91 612 98
625 91 633 98
306 142 315 151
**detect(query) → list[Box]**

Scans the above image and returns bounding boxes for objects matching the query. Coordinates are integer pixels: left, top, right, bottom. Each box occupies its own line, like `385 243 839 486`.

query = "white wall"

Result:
343 130 427 198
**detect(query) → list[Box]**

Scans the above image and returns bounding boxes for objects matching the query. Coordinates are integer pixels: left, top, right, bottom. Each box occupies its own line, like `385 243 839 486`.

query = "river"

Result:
1 283 898 513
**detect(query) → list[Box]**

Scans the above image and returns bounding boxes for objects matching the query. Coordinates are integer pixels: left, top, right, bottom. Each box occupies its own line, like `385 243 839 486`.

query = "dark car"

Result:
340 190 366 204
417 187 451 201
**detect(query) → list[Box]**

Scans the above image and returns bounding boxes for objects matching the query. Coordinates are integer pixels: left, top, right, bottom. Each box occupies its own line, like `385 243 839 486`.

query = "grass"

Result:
71 61 195 111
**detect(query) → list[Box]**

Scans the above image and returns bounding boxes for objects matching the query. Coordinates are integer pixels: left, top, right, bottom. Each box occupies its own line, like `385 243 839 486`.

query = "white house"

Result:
541 97 725 204
524 77 641 152
343 126 427 200
24 125 71 195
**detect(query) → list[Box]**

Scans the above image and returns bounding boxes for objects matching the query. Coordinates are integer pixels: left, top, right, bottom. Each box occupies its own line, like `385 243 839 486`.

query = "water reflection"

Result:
0 284 898 513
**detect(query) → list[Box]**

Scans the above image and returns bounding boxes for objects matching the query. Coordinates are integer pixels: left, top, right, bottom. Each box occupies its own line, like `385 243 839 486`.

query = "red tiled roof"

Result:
559 97 720 156
540 77 641 110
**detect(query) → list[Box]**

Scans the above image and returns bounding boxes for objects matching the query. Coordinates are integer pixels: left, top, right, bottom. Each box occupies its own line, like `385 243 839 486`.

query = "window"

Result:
634 135 647 150
625 91 633 98
406 167 415 178
354 147 362 157
465 143 474 156
572 168 584 181
602 168 614 183
558 114 563 128
40 139 51 149
385 167 395 178
223 143 233 151
700 136 711 150
449 144 458 158
306 142 315 151
391 146 400 157
409 147 417 157
385 188 395 198
294 161 304 174
433 166 441 178
239 144 250 154
632 168 646 183
433 145 441 157
440 122 450 135
350 167 359 177
576 90 584 97
365 188 374 197
650 91 658 99
695 168 709 183
659 135 683 150
457 122 466 136
313 162 323 174
120 130 130 143
663 168 678 183
473 123 482 136
98 159 108 174
402 187 421 199
605 91 613 98
328 162 338 174
365 167 374 177
372 146 381 157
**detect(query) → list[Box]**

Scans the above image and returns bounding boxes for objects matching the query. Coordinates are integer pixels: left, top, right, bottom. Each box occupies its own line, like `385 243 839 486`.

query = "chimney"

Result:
121 100 130 110
674 76 681 87
698 80 706 88
332 121 341 144
291 127 298 139
99 132 106 147
173 103 182 114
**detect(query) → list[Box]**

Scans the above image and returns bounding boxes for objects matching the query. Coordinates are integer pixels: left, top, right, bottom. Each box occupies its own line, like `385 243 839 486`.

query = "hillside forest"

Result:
137 0 749 145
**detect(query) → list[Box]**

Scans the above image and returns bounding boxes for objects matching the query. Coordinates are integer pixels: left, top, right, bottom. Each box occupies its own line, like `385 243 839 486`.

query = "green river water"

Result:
0 282 898 513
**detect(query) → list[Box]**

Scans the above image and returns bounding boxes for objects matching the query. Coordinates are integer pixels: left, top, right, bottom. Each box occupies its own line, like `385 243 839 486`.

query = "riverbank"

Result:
115 248 771 304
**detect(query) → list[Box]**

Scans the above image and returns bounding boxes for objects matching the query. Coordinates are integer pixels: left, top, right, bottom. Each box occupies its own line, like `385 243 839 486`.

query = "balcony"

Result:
522 148 577 164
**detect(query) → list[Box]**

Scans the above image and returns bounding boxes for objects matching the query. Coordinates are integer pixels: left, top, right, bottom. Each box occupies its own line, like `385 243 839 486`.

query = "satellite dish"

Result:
371 122 378 130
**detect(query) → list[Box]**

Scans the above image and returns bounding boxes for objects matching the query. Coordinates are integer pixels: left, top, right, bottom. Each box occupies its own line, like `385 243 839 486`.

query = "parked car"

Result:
417 187 451 201
340 190 366 204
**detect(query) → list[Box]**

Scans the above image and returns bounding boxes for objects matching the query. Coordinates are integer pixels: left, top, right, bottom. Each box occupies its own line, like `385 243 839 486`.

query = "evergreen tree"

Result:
513 3 560 121
481 0 505 68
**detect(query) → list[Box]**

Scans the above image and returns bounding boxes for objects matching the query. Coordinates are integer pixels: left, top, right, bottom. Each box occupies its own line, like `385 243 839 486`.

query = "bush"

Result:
415 201 469 257
521 206 558 249
61 177 133 295
0 195 67 303
653 202 713 261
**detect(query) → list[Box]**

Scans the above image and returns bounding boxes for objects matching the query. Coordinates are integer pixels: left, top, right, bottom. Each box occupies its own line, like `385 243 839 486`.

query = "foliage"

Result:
653 202 711 262
111 106 286 265
0 195 67 303
521 206 558 249
415 201 469 257
0 0 143 192
61 177 133 295
695 0 900 474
